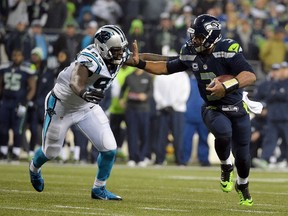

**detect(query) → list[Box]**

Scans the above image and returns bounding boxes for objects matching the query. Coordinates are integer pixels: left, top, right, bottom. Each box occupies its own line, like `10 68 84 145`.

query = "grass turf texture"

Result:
0 163 288 216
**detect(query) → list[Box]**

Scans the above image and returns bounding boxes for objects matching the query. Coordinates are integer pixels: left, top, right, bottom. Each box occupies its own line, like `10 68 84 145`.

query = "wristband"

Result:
222 78 239 94
136 59 146 69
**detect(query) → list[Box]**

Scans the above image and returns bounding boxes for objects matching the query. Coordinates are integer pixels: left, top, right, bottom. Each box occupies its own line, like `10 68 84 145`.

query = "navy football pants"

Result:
202 107 251 178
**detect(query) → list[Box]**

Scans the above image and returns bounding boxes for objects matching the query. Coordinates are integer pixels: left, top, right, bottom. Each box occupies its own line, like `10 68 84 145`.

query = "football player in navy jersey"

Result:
0 49 37 161
128 14 256 206
29 25 130 200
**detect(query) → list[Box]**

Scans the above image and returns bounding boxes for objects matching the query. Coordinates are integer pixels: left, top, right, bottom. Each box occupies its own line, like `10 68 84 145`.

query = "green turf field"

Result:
0 162 288 216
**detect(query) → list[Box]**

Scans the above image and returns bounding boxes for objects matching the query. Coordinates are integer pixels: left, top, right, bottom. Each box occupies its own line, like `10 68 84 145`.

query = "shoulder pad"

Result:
0 62 10 70
21 62 36 74
77 46 104 73
216 39 242 53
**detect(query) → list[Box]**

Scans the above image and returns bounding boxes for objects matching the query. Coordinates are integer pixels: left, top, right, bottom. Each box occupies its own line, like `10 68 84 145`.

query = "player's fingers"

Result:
132 40 139 63
133 40 138 53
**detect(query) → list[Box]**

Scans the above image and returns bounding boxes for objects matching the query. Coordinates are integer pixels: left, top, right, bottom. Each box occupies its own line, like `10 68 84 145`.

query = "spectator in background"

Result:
250 0 269 20
64 1 77 27
118 0 142 33
127 18 151 53
249 108 267 167
250 64 278 165
139 0 167 28
45 0 67 30
81 21 98 49
52 21 82 62
165 0 183 25
174 5 195 30
5 20 33 61
0 49 36 161
53 49 70 78
27 0 48 27
152 12 178 55
0 0 9 25
6 0 28 30
194 0 217 16
119 68 153 167
234 18 259 61
29 20 48 62
25 47 55 159
108 66 135 161
222 12 238 39
182 74 210 166
253 62 288 168
153 71 190 165
77 6 95 30
91 0 123 26
259 26 287 73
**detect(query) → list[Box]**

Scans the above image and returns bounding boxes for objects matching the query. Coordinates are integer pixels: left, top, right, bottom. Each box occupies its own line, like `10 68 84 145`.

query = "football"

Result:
207 74 235 88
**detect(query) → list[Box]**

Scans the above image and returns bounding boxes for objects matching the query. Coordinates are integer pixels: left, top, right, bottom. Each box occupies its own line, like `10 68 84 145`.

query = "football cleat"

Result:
235 182 253 206
29 163 44 192
220 164 234 192
91 186 122 201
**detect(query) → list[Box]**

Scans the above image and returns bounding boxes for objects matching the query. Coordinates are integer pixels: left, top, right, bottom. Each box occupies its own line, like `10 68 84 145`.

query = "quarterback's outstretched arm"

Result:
128 40 169 75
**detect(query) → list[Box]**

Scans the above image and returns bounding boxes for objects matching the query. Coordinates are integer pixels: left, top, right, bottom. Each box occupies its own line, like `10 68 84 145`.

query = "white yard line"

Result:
139 207 190 212
139 206 277 214
167 175 288 183
54 205 105 211
0 206 111 215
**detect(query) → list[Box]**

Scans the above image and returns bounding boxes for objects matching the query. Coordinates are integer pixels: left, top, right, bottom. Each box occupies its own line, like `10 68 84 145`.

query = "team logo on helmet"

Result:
204 21 221 31
95 31 112 44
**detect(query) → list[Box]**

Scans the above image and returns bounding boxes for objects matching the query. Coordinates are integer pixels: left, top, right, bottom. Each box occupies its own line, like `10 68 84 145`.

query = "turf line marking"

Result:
227 208 276 214
140 207 277 214
54 205 105 211
0 206 110 215
167 176 288 183
139 207 190 212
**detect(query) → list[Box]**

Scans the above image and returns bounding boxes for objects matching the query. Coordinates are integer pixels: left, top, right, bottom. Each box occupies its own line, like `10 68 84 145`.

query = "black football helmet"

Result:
187 14 222 53
94 25 129 65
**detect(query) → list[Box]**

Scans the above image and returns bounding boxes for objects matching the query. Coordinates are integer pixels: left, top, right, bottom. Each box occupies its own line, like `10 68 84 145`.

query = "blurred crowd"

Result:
0 0 288 168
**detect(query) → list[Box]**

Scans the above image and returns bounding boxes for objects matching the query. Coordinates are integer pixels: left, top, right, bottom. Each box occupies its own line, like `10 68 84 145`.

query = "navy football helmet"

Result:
94 25 129 65
187 14 222 53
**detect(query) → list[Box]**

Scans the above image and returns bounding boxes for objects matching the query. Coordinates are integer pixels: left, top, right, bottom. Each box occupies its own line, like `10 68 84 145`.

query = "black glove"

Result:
80 89 104 104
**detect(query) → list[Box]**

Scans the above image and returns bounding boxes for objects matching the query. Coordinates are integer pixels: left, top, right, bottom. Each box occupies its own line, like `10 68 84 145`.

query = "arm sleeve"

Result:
166 58 189 74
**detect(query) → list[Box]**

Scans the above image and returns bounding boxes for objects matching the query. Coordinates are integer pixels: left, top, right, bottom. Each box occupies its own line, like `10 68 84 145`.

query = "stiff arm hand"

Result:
124 40 141 66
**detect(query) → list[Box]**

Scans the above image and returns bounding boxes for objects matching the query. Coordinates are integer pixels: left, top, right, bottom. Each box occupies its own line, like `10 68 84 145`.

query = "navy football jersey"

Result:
0 62 36 102
167 39 255 106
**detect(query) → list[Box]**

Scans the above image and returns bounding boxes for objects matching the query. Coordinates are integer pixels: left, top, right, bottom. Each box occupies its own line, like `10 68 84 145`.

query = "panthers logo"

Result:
95 31 112 43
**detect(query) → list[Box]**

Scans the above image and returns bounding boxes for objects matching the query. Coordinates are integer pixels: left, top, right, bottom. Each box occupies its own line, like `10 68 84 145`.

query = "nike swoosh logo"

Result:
89 105 95 109
221 183 228 188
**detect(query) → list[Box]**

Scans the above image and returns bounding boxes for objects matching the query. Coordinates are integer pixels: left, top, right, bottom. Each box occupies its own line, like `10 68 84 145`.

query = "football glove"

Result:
80 89 104 104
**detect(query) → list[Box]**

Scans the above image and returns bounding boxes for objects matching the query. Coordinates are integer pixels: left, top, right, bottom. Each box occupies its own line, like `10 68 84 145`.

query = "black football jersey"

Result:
167 39 255 106
0 62 36 102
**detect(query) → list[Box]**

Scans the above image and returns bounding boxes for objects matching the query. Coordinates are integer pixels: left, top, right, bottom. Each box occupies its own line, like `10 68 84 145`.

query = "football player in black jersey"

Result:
128 14 256 206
